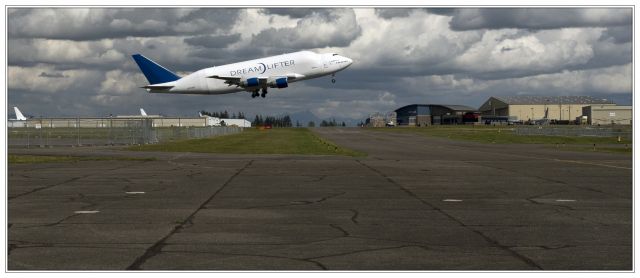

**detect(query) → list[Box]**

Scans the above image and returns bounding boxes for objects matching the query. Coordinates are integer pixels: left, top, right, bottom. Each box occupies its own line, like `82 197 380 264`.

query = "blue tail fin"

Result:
132 54 180 85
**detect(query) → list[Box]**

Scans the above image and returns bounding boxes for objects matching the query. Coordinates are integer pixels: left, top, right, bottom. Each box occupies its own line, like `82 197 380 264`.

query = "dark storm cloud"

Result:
374 8 414 19
8 8 241 40
39 72 68 78
601 25 632 44
425 8 456 16
183 34 242 48
448 8 632 30
259 8 336 19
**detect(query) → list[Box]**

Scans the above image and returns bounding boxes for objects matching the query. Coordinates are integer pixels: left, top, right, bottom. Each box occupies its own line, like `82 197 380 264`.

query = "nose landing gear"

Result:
331 73 336 84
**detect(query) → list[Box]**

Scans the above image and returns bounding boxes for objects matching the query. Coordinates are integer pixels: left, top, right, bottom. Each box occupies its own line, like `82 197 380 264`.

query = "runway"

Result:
8 128 632 270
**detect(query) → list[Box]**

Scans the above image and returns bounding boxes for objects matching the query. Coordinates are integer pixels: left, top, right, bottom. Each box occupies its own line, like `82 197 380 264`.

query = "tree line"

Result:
252 114 293 127
200 110 347 127
200 110 246 119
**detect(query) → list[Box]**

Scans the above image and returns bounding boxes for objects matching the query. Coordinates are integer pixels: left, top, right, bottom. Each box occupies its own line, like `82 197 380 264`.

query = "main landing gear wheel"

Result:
251 90 259 98
261 88 268 98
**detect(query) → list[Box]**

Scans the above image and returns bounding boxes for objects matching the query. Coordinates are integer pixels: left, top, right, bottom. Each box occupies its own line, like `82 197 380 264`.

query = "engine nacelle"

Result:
240 77 260 88
268 77 288 89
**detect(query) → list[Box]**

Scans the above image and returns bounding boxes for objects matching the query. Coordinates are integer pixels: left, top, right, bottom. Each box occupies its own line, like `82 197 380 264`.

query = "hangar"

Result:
582 105 632 125
478 96 615 122
395 104 477 126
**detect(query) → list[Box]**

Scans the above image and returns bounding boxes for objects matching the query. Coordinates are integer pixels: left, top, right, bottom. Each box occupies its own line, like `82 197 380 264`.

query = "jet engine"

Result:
240 77 260 88
268 77 288 88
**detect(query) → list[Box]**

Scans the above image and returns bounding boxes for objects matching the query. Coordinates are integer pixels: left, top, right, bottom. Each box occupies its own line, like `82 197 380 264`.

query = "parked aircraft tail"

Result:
131 54 181 85
14 107 26 121
140 108 148 117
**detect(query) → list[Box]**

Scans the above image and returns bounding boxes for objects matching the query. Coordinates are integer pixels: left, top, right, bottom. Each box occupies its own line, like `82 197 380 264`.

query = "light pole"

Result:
530 107 534 121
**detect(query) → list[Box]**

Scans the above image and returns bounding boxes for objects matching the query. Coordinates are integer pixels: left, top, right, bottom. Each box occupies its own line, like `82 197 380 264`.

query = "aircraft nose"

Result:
345 57 353 65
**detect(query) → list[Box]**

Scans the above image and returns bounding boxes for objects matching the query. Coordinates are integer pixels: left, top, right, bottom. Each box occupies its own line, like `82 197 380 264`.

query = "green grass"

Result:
369 126 632 145
128 128 365 157
8 155 155 164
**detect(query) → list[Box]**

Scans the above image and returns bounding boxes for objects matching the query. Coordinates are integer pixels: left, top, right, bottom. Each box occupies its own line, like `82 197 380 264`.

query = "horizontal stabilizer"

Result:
141 84 174 90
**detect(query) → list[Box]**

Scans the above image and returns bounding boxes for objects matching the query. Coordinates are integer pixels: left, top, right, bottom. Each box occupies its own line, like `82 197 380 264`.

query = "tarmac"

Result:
7 128 632 270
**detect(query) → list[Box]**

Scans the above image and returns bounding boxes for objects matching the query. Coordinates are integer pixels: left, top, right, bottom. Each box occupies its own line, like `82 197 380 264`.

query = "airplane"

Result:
131 51 353 98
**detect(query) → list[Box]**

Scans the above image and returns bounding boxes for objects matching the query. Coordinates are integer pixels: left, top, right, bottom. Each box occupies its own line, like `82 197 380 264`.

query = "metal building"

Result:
478 96 615 122
582 105 632 125
395 104 477 126
220 119 252 127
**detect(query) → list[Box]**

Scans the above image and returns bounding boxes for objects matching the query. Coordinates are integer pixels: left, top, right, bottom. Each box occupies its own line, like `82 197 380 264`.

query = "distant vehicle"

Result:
462 112 481 124
132 51 353 98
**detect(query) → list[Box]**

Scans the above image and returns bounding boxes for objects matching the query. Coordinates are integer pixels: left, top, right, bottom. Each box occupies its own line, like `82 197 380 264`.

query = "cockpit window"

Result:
332 53 339 56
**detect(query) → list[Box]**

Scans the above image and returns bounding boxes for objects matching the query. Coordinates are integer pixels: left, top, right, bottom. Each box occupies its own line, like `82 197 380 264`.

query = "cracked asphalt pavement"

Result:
7 128 631 270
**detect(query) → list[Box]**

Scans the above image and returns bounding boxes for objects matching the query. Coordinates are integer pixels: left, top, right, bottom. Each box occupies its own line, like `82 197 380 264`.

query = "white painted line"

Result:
555 199 576 202
443 199 463 202
74 210 100 214
125 191 146 195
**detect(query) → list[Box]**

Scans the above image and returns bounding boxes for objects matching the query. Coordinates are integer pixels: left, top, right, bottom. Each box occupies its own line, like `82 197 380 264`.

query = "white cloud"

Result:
99 70 141 95
452 28 598 76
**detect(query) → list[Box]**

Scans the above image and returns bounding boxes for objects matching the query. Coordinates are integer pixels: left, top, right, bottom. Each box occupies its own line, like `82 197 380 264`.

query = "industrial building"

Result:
582 105 632 125
478 96 615 122
395 104 477 126
12 116 251 128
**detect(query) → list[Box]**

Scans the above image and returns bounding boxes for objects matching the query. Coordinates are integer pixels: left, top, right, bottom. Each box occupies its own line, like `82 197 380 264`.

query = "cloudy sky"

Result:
7 7 633 122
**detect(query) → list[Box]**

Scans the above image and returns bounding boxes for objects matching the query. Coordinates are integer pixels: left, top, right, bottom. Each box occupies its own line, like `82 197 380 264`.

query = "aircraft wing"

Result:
208 75 268 87
208 75 241 82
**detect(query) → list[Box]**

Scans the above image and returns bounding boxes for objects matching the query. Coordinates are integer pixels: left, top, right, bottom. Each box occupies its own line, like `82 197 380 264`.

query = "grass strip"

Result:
128 128 365 157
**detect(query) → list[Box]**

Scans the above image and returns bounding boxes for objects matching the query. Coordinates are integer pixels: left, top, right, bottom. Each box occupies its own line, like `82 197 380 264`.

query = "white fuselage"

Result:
153 51 352 95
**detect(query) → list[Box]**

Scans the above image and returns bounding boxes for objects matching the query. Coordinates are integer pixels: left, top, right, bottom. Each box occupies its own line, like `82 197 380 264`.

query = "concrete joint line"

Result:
126 160 254 270
356 159 543 270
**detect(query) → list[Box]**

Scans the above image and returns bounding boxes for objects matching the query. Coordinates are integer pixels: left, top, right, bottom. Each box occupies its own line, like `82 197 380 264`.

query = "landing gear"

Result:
261 87 268 98
331 73 336 84
331 79 336 84
251 90 259 98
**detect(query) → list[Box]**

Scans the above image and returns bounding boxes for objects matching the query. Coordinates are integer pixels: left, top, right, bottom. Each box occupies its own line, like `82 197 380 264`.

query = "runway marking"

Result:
552 159 631 170
443 199 463 202
74 210 100 214
555 199 576 202
125 191 146 195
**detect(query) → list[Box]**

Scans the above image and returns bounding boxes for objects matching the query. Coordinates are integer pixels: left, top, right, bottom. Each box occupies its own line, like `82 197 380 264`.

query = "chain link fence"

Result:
514 126 632 139
8 118 243 148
